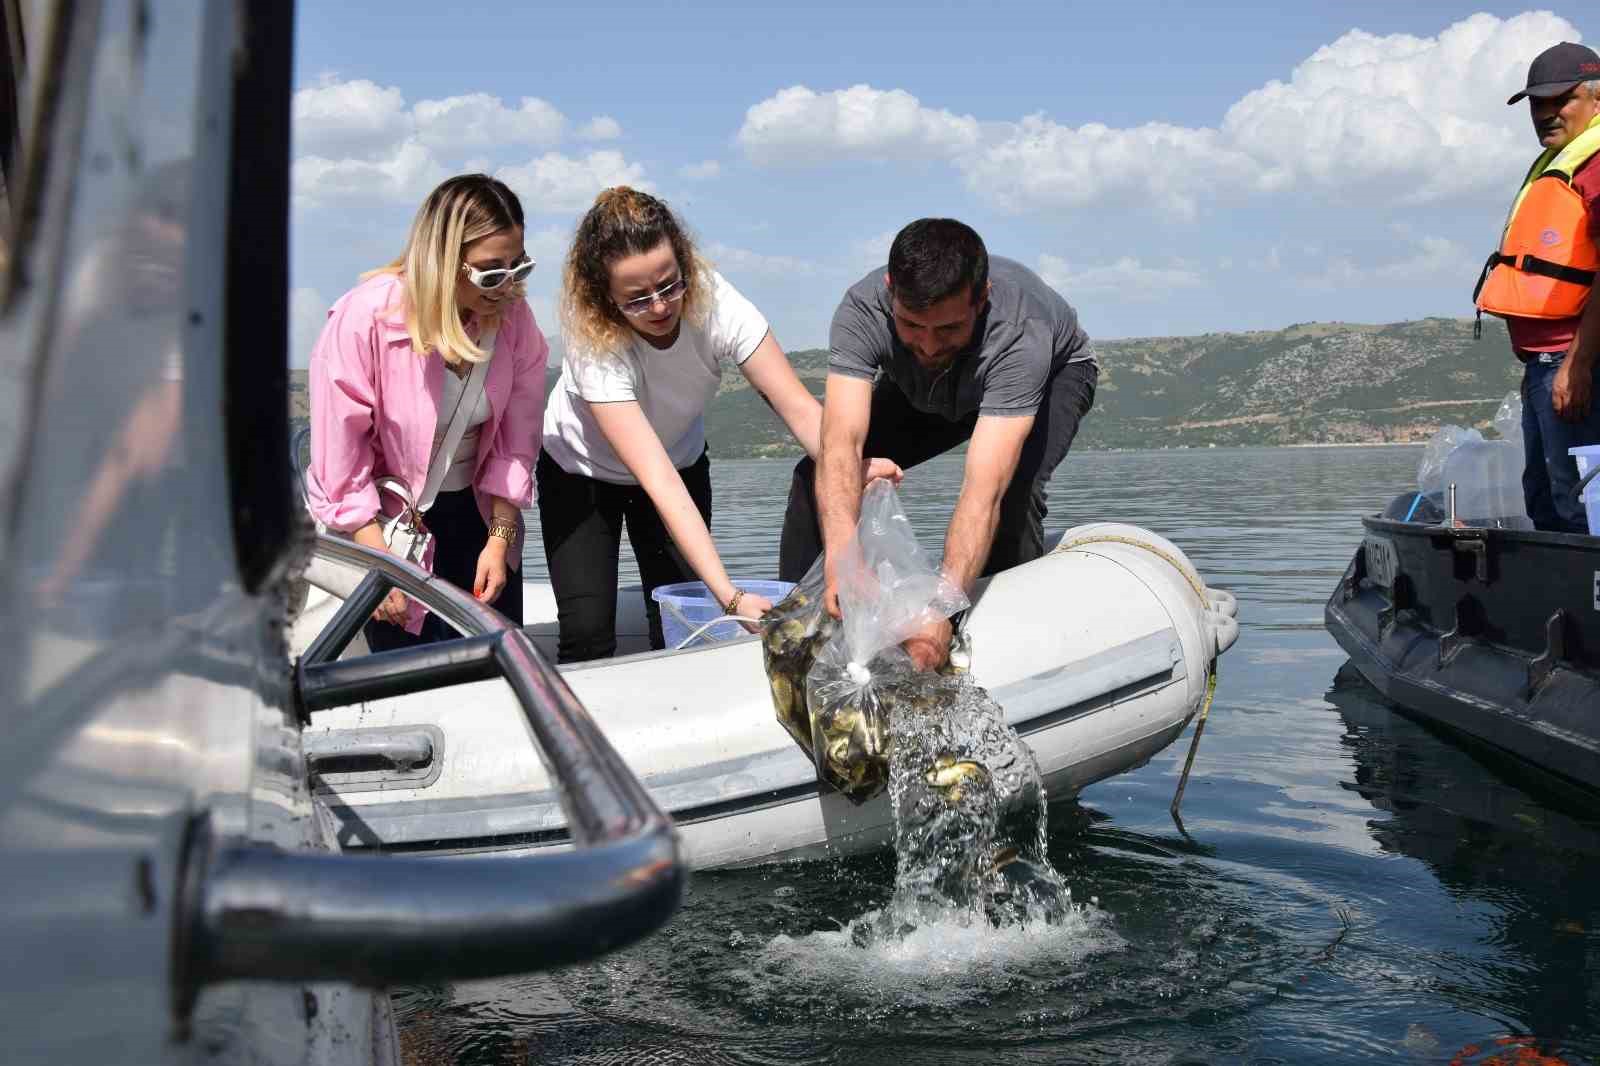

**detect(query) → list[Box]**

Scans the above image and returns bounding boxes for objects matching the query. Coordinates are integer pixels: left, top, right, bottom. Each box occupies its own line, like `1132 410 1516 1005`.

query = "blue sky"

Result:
288 3 1594 366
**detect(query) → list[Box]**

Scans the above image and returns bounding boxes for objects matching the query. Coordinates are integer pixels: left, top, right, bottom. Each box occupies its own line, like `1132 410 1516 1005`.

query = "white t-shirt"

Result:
435 364 491 493
542 271 769 484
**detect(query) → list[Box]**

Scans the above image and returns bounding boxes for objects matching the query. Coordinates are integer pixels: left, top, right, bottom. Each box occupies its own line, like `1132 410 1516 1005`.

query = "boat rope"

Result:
1049 535 1220 825
1170 664 1218 828
1050 533 1209 605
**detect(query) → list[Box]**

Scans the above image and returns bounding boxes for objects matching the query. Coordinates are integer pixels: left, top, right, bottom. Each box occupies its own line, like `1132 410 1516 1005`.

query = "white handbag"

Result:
373 476 433 565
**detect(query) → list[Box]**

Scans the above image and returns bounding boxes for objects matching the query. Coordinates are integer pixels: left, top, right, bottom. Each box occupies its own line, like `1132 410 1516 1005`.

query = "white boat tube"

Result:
291 525 1239 869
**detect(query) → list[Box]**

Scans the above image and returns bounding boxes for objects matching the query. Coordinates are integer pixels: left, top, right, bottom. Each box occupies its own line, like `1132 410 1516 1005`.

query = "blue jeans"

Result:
1520 352 1600 533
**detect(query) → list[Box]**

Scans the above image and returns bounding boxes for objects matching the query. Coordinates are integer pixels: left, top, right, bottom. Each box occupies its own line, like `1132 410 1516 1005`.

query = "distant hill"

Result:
288 316 1523 456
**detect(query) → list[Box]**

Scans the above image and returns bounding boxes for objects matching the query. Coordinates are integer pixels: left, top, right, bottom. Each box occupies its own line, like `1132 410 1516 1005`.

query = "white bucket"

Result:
1570 444 1600 535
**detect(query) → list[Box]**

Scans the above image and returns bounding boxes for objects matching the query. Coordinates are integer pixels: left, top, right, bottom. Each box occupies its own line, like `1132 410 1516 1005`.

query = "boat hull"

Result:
296 525 1240 868
1325 512 1600 791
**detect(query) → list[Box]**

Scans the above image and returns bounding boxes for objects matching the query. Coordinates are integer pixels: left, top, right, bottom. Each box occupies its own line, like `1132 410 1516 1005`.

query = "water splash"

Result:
728 666 1116 1016
730 901 1121 1021
859 671 1082 939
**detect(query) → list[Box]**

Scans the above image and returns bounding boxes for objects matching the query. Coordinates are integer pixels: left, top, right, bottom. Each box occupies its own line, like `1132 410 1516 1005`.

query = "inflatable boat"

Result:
290 524 1240 869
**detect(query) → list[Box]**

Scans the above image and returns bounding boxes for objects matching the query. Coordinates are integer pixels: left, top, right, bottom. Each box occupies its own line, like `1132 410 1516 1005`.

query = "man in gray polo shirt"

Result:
778 218 1098 670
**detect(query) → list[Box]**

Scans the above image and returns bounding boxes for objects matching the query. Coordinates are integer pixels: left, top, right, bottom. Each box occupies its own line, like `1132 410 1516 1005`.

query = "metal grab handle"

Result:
176 810 679 992
304 730 435 773
176 535 685 1014
289 424 312 511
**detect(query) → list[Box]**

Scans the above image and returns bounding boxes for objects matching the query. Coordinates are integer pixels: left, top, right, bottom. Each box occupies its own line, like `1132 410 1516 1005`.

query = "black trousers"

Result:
536 448 713 663
364 487 524 653
778 360 1097 582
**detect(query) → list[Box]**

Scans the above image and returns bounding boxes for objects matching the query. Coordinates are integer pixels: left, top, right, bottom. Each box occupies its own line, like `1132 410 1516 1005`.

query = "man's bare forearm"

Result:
940 481 1004 596
816 426 865 559
1569 292 1600 371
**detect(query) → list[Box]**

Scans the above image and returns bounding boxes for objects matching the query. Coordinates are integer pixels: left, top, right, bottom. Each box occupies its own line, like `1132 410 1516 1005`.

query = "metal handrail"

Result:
288 424 311 510
175 535 685 1009
1577 462 1600 509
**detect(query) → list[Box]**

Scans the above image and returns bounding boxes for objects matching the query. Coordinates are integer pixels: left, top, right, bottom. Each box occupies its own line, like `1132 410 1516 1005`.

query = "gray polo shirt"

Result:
829 256 1096 420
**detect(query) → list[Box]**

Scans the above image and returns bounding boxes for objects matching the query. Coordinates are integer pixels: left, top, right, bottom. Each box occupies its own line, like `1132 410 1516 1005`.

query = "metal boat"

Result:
1325 494 1600 792
0 4 685 1063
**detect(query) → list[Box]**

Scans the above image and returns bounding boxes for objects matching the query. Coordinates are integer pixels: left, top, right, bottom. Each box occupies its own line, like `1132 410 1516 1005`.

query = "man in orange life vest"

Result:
1475 42 1600 534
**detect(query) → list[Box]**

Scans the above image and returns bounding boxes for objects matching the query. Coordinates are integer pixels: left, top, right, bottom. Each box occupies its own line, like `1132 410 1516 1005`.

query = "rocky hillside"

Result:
289 316 1525 457
1084 316 1519 449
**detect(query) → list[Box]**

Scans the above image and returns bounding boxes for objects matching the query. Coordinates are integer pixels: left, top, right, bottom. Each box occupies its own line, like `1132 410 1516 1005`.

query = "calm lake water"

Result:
400 445 1600 1065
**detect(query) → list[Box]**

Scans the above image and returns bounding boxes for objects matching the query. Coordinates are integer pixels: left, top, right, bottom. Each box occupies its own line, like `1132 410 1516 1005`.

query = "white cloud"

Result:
413 94 565 153
1216 12 1566 203
293 78 412 160
678 159 722 181
526 293 560 346
740 13 1581 219
524 224 571 267
1037 253 1205 300
293 140 449 207
293 80 567 161
577 115 623 141
496 151 652 214
291 80 651 212
738 84 981 164
289 287 329 369
847 229 898 273
292 79 584 207
1376 236 1472 282
705 242 821 278
975 12 1580 216
963 118 1263 220
1304 235 1474 289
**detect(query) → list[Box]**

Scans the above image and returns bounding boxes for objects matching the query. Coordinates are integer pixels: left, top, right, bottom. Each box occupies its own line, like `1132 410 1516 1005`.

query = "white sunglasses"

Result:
461 255 535 291
615 276 688 316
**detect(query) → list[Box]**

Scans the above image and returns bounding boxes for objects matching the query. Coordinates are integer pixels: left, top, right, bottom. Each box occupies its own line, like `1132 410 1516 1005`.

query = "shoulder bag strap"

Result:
417 327 495 513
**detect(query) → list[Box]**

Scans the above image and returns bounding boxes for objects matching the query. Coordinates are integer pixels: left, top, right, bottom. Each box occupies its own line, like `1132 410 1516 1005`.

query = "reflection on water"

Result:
1329 665 1600 1056
400 445 1600 1064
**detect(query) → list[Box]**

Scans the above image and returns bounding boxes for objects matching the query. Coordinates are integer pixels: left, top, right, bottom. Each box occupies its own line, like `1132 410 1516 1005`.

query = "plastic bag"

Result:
1443 438 1533 529
1492 389 1523 443
760 480 968 804
1418 425 1480 502
1414 394 1531 529
760 555 836 756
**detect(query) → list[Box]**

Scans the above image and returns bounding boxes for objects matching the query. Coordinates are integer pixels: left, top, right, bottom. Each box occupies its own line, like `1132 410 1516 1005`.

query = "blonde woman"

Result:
307 174 548 650
538 186 899 662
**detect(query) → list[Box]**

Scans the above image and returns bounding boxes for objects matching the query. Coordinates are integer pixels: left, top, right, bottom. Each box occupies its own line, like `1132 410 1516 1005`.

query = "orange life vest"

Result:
1474 121 1600 336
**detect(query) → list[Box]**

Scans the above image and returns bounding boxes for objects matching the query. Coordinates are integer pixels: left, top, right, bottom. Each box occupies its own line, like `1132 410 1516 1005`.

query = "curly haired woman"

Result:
539 187 898 662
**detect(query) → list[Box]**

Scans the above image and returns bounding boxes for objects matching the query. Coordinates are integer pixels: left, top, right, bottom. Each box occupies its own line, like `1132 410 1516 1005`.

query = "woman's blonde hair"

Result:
561 187 711 359
364 174 525 365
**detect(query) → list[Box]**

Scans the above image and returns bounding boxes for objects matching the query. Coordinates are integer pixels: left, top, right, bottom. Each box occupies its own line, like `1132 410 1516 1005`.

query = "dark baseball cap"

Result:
1507 41 1600 105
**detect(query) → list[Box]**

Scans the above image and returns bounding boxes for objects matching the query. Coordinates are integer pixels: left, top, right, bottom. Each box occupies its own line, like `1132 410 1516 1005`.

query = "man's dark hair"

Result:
886 218 988 310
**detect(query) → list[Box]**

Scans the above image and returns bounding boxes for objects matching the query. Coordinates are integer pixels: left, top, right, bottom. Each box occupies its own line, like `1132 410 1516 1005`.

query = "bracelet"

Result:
723 589 745 616
487 518 517 542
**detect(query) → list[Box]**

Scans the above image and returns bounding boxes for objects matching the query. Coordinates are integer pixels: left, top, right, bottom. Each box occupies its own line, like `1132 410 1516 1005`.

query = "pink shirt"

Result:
307 273 548 632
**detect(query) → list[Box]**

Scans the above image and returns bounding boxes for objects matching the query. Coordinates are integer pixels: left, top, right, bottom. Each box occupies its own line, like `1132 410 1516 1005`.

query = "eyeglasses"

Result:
615 276 687 317
461 256 535 291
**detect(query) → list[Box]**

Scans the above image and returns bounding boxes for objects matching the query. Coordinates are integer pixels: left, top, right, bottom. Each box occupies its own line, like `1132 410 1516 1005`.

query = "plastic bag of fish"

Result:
760 480 969 804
